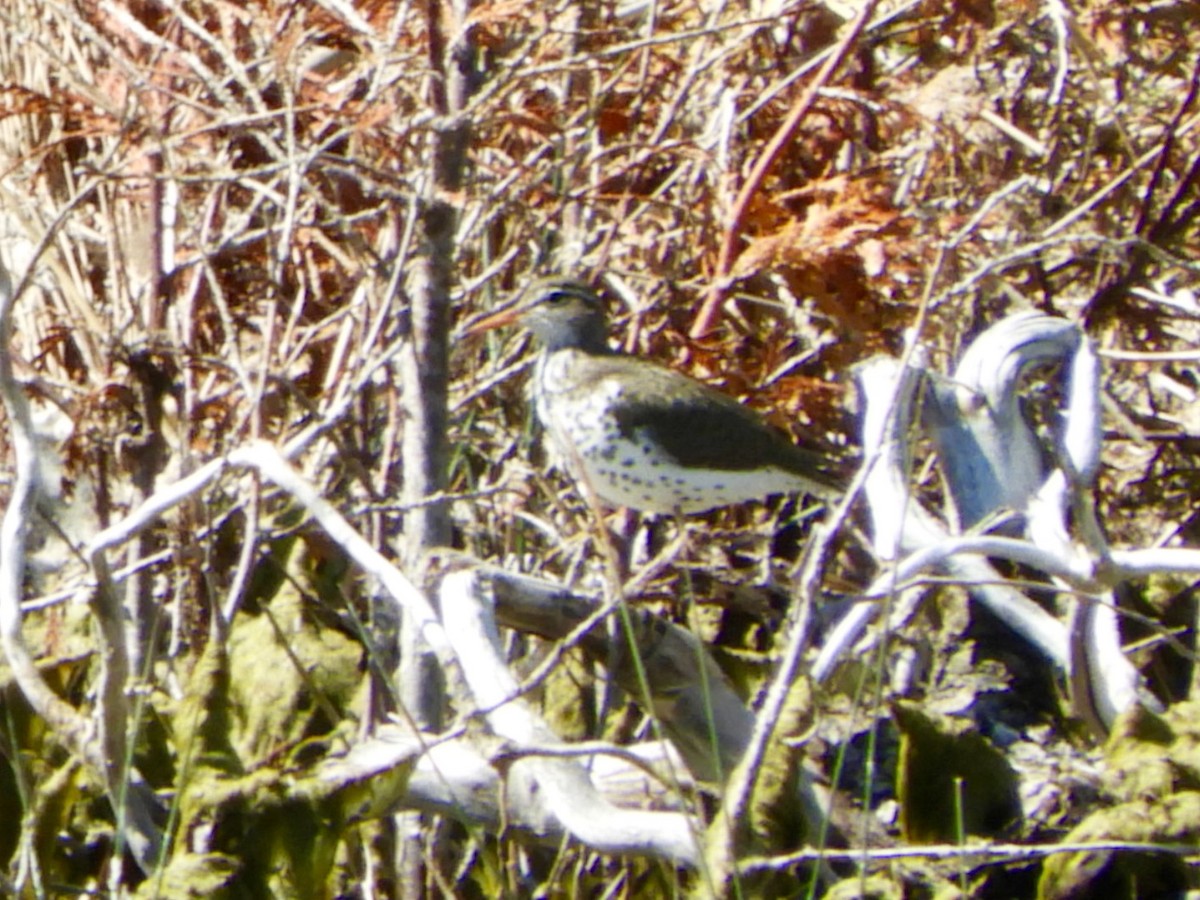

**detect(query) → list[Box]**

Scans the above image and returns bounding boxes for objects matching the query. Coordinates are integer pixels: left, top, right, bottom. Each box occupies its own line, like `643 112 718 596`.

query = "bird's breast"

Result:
533 351 627 457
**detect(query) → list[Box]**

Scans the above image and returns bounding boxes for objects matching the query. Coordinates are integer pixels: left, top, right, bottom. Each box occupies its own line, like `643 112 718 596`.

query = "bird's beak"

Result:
462 302 525 338
463 279 547 337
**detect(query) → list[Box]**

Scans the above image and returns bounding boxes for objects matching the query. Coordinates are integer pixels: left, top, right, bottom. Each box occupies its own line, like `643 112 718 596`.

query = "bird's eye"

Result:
545 291 568 305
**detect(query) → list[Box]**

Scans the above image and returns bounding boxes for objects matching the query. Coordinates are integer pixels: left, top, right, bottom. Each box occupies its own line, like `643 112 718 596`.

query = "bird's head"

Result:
467 277 610 353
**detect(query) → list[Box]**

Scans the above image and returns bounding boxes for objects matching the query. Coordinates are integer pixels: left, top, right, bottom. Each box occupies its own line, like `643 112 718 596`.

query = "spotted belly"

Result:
575 433 804 513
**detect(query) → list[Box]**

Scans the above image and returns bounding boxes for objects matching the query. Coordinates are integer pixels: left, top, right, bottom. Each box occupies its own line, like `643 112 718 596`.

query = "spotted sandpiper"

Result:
469 277 847 514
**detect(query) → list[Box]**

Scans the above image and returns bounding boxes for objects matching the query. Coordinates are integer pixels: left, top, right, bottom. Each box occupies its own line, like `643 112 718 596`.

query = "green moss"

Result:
136 852 240 899
748 676 815 852
542 648 595 741
149 537 382 898
824 873 904 900
226 580 363 767
1038 792 1200 899
894 701 1020 844
1037 700 1200 897
1103 701 1200 801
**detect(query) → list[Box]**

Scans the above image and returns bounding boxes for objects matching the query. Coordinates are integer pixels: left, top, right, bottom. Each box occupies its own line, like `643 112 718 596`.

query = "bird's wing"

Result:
584 359 848 492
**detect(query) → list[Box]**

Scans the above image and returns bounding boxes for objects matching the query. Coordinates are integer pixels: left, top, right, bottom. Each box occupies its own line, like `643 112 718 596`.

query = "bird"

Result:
468 276 847 515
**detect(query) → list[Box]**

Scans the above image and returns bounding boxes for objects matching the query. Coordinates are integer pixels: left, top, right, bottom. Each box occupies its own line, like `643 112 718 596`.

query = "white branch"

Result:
438 569 702 866
831 315 1152 733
